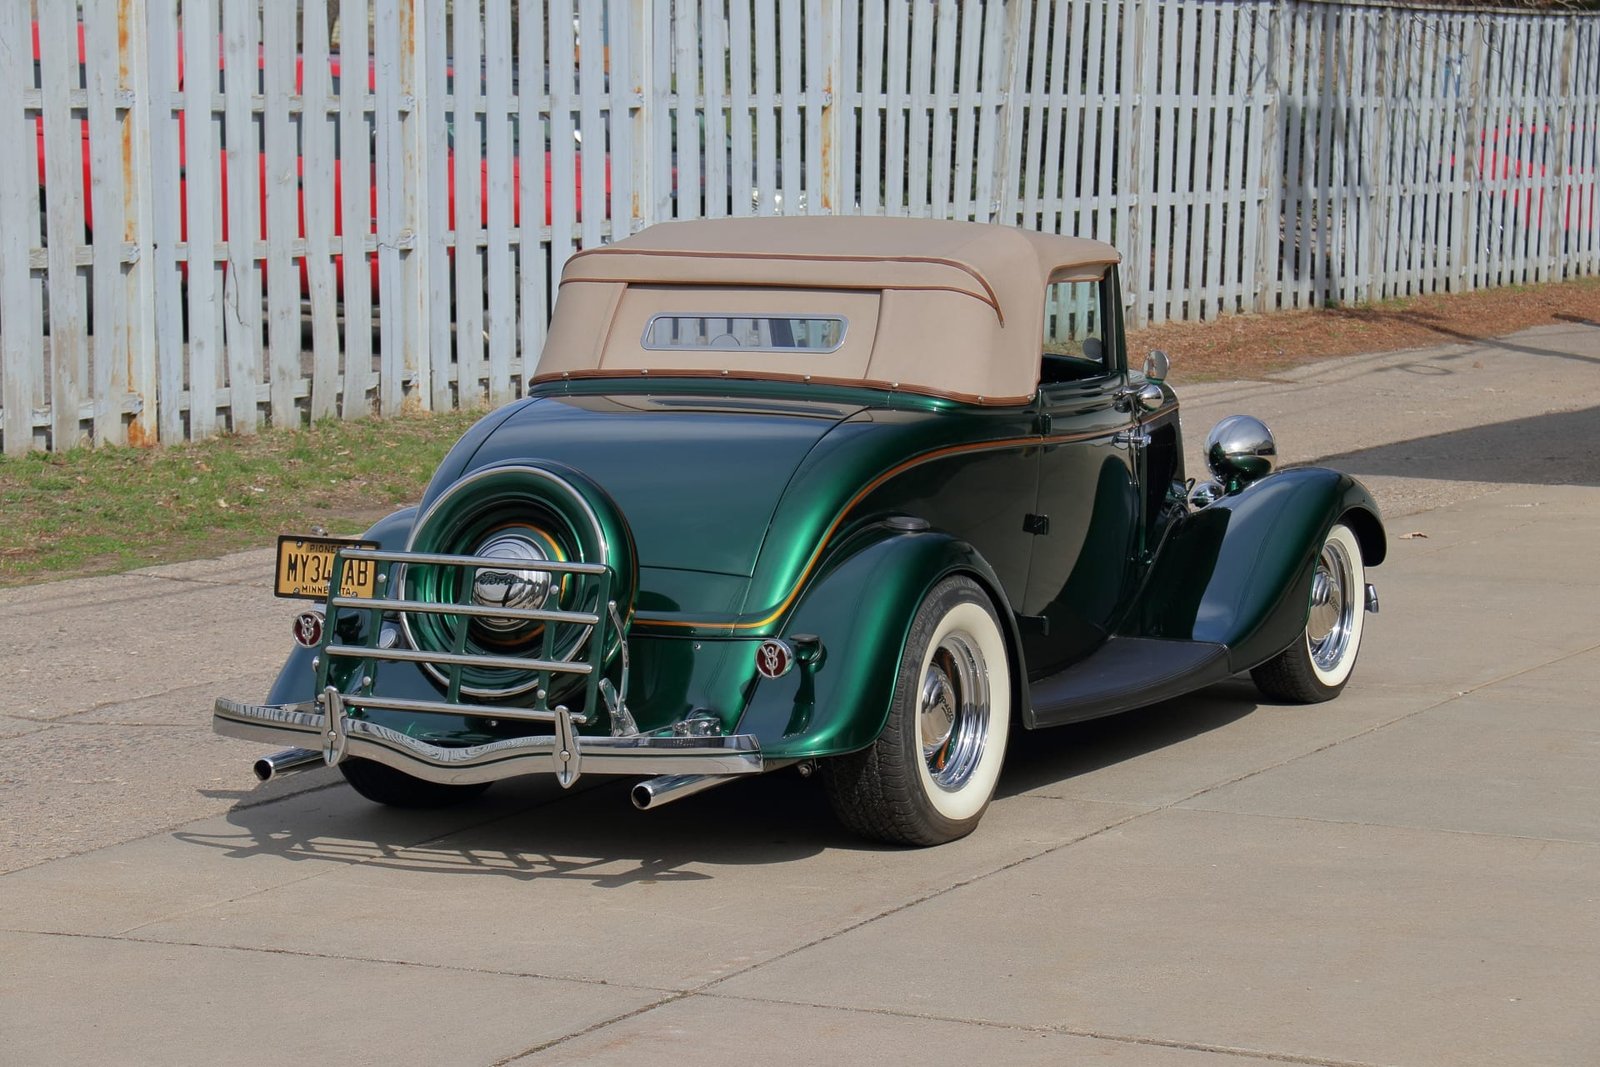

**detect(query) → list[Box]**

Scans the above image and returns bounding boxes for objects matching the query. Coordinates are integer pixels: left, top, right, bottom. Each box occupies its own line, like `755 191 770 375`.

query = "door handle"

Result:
1113 429 1151 447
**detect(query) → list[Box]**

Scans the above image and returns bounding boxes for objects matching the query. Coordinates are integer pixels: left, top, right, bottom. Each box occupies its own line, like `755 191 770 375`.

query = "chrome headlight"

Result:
1204 415 1277 488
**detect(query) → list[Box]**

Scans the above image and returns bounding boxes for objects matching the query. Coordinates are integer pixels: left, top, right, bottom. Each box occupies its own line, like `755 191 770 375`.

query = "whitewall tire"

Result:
824 575 1011 846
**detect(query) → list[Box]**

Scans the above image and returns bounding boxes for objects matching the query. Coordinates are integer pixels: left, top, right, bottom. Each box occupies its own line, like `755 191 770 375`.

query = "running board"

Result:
1027 638 1232 728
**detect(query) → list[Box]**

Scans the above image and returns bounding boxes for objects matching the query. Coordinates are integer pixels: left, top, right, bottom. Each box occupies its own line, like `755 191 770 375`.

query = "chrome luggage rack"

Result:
214 545 767 793
318 545 637 741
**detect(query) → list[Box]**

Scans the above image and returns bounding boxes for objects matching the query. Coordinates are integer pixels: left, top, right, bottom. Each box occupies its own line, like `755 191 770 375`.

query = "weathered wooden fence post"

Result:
40 0 89 448
1460 16 1489 292
990 0 1031 226
142 0 184 444
1548 16 1578 282
1254 0 1288 314
520 0 550 377
818 0 846 216
1121 0 1155 327
0 1 43 454
126 0 161 449
1366 5 1391 302
221 0 263 433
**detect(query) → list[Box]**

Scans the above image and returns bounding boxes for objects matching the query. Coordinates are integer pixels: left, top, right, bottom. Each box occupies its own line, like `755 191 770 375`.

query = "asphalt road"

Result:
2 323 1598 1066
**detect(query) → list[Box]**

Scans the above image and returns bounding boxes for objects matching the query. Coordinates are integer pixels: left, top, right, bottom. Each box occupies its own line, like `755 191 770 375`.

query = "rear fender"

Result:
264 505 496 741
731 525 1024 759
1131 468 1384 672
264 506 418 706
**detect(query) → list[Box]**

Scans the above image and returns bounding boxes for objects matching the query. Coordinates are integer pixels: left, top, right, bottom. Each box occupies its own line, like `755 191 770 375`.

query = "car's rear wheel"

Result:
1251 522 1367 703
824 575 1011 846
339 758 492 809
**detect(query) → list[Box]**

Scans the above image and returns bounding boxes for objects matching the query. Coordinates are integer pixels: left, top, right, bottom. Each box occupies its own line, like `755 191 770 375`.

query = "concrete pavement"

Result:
2 323 1598 1065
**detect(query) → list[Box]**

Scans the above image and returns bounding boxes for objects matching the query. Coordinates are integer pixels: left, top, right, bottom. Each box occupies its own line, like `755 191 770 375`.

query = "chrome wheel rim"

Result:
918 631 990 791
1307 537 1356 673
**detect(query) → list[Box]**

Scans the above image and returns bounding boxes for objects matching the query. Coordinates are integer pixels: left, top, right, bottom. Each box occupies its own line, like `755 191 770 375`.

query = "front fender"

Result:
731 524 1024 760
1130 467 1384 672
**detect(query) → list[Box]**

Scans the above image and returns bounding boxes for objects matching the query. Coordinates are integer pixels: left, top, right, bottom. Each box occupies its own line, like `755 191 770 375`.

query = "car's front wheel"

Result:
1251 522 1367 703
824 575 1011 846
339 758 492 809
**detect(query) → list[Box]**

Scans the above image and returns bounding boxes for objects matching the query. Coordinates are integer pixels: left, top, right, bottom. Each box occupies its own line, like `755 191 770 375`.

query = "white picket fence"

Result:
3 0 1598 453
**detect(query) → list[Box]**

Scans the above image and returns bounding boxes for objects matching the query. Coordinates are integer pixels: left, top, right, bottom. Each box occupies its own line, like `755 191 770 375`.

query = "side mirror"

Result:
1115 381 1165 414
1143 350 1170 383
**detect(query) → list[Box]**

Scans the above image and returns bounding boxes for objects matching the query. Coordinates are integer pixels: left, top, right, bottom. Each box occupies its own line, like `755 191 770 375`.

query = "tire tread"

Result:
1249 640 1336 703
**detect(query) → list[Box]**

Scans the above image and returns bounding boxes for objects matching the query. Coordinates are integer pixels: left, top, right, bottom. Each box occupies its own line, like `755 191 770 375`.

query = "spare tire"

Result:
399 462 637 703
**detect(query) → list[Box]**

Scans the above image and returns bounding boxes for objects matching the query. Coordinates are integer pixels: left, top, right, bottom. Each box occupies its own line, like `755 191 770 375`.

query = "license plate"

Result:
274 536 381 600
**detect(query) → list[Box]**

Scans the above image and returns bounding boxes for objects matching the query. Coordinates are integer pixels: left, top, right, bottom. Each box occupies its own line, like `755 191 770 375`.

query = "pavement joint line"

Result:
11 675 279 725
698 813 1156 985
694 991 1388 1067
131 571 261 590
0 697 591 879
1162 806 1600 850
107 781 620 937
570 638 1600 1054
0 777 347 880
3 927 679 997
1448 638 1600 695
489 991 699 1066
1170 636 1600 815
498 808 1167 1059
0 582 246 620
12 589 1597 1010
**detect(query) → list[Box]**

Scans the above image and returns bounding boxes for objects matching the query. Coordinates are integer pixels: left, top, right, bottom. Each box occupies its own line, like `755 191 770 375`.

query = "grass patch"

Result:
0 409 484 587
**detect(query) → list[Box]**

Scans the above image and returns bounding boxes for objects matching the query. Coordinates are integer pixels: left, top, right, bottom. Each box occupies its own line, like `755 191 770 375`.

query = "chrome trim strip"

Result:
339 693 590 726
325 644 595 675
329 595 602 626
346 546 609 575
214 697 764 785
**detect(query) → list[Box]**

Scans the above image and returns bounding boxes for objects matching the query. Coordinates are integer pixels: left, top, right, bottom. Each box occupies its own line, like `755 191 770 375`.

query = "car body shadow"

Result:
174 769 848 884
178 678 1269 876
1315 404 1600 488
999 677 1262 797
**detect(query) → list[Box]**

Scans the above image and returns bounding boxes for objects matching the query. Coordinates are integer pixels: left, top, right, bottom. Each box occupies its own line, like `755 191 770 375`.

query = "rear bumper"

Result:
213 694 765 786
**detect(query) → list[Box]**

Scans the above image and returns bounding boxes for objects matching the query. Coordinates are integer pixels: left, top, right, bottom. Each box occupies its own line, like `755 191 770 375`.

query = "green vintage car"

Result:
215 217 1384 846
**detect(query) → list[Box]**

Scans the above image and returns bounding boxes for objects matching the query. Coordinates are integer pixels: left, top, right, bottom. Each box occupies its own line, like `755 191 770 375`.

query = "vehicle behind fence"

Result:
3 0 1598 454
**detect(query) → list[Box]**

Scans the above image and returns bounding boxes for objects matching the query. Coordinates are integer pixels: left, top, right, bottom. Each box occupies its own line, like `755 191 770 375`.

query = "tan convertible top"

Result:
534 217 1121 404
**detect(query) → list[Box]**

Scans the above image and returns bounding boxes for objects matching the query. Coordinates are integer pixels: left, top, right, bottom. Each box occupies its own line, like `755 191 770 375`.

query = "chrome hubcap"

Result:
471 533 555 632
918 631 990 791
919 669 957 756
1307 538 1355 672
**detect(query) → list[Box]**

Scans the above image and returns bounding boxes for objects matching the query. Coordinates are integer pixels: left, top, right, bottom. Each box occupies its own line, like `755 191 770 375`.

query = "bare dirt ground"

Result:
1133 275 1600 382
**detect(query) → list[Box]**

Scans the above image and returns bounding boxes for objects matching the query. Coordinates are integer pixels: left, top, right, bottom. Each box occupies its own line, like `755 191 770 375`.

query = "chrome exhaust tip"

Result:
631 773 737 811
253 748 325 783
